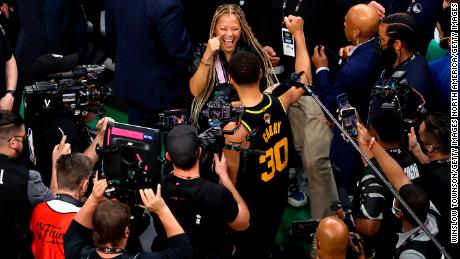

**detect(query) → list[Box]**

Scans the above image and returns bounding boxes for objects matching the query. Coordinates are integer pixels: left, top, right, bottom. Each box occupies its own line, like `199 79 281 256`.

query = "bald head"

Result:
345 4 379 44
316 216 349 258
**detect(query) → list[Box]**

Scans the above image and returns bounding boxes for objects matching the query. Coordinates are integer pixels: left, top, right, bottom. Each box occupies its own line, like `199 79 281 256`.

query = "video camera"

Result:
155 109 189 132
99 122 161 206
23 65 111 120
373 70 427 122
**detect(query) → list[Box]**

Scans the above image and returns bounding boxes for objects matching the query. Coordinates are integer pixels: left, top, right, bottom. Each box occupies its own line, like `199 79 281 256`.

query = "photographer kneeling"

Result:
64 179 192 259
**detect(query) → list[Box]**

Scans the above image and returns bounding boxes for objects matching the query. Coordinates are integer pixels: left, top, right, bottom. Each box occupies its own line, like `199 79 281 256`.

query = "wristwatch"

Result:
5 90 15 97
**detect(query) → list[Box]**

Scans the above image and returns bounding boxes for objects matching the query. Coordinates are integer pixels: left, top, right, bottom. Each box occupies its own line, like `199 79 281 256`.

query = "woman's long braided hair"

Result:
191 4 275 125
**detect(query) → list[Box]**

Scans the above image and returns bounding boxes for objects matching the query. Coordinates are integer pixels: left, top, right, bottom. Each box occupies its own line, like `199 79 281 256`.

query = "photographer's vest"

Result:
394 208 442 259
30 196 82 259
237 93 291 208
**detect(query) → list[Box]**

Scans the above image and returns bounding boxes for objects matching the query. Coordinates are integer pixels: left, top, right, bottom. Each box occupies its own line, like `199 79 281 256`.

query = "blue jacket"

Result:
315 37 379 192
105 0 193 110
429 53 451 112
316 37 379 121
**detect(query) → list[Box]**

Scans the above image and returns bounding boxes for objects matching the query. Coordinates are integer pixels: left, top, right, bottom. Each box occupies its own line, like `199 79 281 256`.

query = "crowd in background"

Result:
0 0 456 259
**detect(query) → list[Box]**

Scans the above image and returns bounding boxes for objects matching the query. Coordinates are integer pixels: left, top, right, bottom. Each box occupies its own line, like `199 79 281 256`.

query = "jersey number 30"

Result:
260 137 288 182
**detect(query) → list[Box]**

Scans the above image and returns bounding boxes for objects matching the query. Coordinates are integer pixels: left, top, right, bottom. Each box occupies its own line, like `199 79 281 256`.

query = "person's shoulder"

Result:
28 169 42 181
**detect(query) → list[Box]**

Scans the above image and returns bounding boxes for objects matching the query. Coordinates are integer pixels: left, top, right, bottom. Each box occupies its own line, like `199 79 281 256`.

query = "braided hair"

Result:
191 4 275 125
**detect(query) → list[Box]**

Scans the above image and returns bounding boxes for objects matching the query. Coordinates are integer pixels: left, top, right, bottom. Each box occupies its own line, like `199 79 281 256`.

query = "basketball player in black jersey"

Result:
223 15 311 258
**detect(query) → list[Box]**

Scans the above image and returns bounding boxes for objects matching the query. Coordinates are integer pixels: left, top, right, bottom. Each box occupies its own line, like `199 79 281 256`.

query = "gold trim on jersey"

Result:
245 93 272 114
241 120 251 132
278 97 287 114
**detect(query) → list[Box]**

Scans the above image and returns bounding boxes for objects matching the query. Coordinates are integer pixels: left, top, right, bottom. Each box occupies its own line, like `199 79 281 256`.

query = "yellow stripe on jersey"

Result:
278 97 287 114
245 93 272 114
241 120 251 132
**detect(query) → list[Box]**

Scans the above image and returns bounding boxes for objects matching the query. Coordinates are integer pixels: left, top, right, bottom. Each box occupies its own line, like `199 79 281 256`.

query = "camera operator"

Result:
315 216 365 259
0 111 109 257
151 125 249 258
30 152 92 259
368 12 434 124
222 15 310 258
407 112 452 256
0 110 54 258
64 179 193 259
356 122 445 258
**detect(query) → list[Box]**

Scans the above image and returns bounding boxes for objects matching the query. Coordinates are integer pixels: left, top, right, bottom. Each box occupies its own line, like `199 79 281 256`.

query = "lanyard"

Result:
282 0 303 21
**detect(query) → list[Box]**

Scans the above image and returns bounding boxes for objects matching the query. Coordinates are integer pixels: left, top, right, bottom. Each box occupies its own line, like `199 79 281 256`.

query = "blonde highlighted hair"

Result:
191 4 275 125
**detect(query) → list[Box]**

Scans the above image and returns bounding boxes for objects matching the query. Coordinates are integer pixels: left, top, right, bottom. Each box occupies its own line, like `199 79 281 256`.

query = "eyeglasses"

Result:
8 134 28 143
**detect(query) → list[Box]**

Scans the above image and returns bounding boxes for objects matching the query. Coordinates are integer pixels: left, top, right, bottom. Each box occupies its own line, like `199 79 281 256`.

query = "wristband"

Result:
368 137 376 150
200 60 211 66
5 90 15 97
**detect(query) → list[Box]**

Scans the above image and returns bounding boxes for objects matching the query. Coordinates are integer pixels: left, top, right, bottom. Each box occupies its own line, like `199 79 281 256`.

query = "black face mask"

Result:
378 40 398 71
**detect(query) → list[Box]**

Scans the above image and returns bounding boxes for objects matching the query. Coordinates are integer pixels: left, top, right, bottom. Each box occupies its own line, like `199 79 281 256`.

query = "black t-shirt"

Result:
64 220 192 259
413 161 451 253
0 27 12 95
152 174 239 258
0 154 33 258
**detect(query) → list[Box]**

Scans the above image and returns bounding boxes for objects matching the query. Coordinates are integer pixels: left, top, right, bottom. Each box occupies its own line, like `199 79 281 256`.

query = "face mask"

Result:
378 41 398 71
434 27 441 45
434 27 450 49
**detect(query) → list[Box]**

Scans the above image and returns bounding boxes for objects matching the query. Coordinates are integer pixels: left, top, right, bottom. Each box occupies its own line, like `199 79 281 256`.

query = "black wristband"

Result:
5 90 15 97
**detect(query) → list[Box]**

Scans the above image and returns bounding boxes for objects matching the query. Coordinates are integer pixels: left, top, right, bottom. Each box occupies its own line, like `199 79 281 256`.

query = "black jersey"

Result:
237 93 291 199
235 93 291 258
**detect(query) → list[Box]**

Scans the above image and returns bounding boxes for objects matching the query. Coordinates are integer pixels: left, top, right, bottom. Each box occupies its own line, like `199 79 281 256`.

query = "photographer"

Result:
30 152 92 259
151 125 249 258
368 12 434 123
356 122 445 258
0 111 110 257
223 15 310 258
64 179 193 259
408 112 452 256
351 110 420 259
0 110 53 258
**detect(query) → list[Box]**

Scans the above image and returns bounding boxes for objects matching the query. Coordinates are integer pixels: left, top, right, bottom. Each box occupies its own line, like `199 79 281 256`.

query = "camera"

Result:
99 122 161 206
201 92 243 128
156 109 189 132
373 70 426 121
23 65 110 120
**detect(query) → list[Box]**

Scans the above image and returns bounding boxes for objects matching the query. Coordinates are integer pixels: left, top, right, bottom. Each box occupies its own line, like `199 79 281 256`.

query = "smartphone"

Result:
340 108 358 138
336 93 350 110
292 219 320 236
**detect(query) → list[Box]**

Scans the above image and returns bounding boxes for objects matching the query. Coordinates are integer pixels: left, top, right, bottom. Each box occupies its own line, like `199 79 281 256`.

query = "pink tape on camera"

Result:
111 127 144 140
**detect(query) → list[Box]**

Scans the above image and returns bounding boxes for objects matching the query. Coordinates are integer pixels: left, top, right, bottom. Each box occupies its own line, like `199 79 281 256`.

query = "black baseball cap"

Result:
167 125 200 167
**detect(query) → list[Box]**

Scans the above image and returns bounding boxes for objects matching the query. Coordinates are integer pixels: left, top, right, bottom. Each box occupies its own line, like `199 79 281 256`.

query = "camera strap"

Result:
55 194 83 207
215 54 229 85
